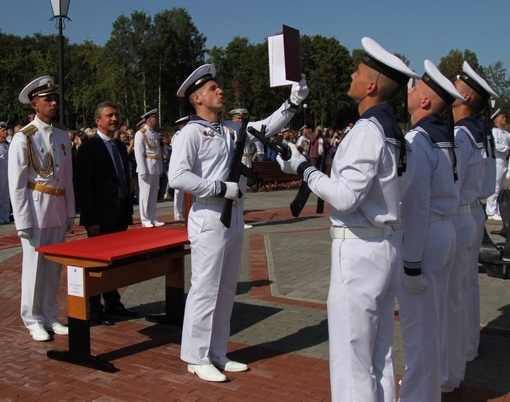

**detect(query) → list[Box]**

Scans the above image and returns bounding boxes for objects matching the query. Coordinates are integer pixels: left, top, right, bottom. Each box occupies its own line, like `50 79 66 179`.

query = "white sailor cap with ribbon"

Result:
177 64 217 98
459 61 499 100
421 60 465 104
491 108 502 121
229 108 248 117
175 116 189 124
141 108 158 119
19 76 59 105
361 37 420 84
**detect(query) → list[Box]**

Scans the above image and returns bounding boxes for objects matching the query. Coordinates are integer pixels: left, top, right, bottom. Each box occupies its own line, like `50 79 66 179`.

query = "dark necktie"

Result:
110 140 128 198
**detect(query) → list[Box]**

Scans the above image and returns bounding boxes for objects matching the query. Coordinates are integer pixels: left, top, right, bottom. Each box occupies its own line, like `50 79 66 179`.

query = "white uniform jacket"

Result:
454 117 487 206
168 100 297 196
134 125 163 176
301 104 402 228
492 126 510 160
8 116 75 230
401 115 458 268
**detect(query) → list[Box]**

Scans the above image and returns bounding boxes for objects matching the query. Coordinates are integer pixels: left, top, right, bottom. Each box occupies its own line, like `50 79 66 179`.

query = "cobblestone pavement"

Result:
0 190 509 401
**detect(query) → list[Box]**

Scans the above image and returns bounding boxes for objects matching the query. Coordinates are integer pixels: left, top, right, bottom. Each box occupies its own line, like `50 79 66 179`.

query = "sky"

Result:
2 0 509 77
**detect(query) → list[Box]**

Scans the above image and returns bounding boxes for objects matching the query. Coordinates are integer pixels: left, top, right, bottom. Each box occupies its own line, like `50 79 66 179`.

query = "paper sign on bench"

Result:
67 266 84 297
268 25 301 88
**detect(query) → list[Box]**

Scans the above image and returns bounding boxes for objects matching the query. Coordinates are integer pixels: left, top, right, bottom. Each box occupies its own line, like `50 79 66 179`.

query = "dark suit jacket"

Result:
75 134 133 233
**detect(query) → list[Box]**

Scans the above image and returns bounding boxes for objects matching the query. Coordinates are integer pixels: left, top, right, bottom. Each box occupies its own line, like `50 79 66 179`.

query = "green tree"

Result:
438 49 480 82
484 61 510 114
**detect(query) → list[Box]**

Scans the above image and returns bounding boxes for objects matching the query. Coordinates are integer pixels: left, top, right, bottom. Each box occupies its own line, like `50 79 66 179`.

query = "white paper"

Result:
268 34 294 88
67 266 84 297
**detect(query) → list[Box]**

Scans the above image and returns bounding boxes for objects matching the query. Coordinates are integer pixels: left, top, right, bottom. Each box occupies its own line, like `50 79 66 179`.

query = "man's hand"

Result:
17 229 32 240
86 224 100 237
290 74 309 106
223 182 240 200
67 217 74 232
402 273 427 294
140 174 147 181
277 143 306 175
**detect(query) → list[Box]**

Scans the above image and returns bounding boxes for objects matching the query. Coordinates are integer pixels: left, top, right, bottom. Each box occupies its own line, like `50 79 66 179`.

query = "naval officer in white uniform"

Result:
9 76 75 341
486 108 510 219
169 64 308 382
277 38 419 402
134 108 164 227
397 61 464 402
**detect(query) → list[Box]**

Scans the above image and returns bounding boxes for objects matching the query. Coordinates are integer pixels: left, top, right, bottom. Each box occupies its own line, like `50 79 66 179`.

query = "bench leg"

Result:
47 317 116 372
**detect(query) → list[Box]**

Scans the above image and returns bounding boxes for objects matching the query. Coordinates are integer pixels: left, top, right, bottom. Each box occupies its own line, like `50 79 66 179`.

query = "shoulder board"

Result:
52 122 67 130
20 124 37 137
140 127 147 133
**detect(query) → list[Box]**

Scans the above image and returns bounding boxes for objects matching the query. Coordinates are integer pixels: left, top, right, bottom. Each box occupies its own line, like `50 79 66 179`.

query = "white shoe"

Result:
188 364 227 382
210 356 248 372
441 386 455 393
244 223 253 229
142 223 154 228
30 328 50 342
153 221 165 227
49 323 68 335
466 352 478 362
488 214 502 221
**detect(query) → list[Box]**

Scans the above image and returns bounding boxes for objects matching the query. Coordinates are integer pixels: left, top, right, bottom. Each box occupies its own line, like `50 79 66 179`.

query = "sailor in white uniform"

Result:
8 76 75 341
397 61 464 402
277 38 419 402
169 116 189 222
0 121 10 223
442 61 499 393
134 108 164 227
168 64 308 382
486 108 510 219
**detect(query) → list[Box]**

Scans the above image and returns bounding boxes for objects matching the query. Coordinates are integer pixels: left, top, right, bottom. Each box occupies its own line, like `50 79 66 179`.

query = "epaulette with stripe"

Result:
140 127 147 133
20 124 37 137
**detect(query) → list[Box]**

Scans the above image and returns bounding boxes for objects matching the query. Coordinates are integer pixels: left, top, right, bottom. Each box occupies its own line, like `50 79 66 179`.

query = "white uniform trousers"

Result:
20 226 66 331
0 169 9 223
328 235 397 402
138 174 159 225
173 188 184 221
398 219 456 402
485 157 508 216
180 200 244 364
442 212 476 389
466 202 484 360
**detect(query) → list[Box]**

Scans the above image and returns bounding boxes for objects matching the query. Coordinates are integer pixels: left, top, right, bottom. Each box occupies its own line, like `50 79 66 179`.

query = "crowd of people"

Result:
1 35 509 402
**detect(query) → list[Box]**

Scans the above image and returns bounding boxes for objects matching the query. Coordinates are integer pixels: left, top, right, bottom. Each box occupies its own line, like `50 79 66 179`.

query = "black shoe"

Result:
105 304 139 317
90 311 115 326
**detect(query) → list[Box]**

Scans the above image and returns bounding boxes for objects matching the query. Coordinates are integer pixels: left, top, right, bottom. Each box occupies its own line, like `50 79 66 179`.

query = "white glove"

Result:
276 143 306 175
402 273 427 294
18 229 32 240
290 74 309 106
224 182 240 201
140 174 147 181
67 217 74 232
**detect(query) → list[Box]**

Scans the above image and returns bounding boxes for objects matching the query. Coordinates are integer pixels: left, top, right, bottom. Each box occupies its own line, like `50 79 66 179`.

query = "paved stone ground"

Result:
0 190 509 401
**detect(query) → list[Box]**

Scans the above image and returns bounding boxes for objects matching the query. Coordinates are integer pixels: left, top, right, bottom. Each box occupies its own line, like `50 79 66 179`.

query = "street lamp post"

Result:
303 103 308 126
50 0 70 125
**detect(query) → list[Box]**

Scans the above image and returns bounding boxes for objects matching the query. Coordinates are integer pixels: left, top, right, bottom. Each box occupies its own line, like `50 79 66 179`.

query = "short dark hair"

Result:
94 101 118 120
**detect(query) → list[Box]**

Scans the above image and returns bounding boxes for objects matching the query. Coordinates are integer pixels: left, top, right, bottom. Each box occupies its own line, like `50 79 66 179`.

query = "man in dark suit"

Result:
75 101 137 326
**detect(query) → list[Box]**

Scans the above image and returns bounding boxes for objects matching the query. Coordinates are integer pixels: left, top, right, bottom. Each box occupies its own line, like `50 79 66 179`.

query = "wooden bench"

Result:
36 227 190 372
252 161 300 191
